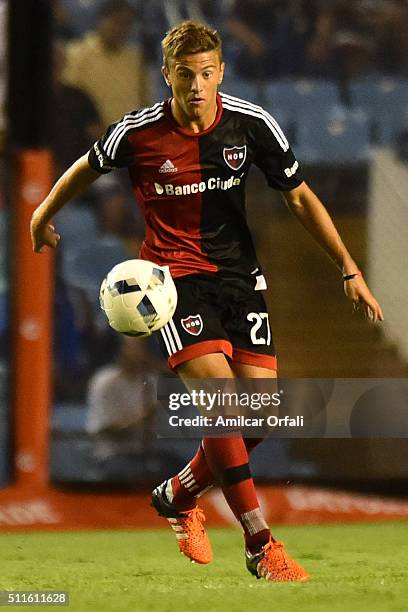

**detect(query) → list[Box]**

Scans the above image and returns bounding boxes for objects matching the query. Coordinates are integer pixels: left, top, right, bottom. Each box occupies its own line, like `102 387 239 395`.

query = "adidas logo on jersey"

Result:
159 159 178 173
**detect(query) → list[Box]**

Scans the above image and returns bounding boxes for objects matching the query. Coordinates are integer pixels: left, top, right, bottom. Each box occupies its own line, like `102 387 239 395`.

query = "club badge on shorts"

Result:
223 145 247 171
181 314 203 336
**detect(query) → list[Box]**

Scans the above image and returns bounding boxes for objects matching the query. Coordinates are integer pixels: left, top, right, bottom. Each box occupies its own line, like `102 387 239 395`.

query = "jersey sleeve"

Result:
88 116 135 174
250 113 303 191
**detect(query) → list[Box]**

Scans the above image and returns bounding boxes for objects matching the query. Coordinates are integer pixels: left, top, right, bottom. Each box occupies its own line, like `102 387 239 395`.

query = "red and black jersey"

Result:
88 92 303 279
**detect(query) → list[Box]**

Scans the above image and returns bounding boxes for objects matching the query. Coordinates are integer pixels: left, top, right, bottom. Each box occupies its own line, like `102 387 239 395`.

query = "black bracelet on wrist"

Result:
343 271 362 281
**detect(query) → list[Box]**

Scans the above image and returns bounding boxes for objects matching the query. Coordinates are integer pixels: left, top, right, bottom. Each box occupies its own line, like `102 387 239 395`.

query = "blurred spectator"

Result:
53 270 96 402
51 42 103 176
308 0 408 79
62 0 151 126
85 337 164 479
396 129 408 163
93 174 144 256
55 0 143 41
226 0 317 79
53 0 77 41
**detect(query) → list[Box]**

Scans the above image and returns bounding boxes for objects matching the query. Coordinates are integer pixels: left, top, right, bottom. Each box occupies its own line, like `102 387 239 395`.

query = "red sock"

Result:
168 444 213 511
169 437 264 511
202 435 270 553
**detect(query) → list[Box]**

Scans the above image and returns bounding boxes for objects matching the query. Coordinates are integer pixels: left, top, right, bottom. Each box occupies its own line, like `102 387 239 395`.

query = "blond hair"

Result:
161 20 222 68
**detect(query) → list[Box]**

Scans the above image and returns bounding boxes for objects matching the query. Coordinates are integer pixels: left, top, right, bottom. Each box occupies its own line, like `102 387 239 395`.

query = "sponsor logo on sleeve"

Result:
284 160 299 178
93 142 113 170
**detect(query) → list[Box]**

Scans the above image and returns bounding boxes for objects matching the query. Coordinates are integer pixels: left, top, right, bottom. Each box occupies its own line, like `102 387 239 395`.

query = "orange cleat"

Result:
151 481 212 564
167 507 212 564
246 538 310 582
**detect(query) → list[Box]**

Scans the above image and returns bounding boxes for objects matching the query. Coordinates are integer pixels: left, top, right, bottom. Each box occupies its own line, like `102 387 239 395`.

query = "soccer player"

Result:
31 21 383 582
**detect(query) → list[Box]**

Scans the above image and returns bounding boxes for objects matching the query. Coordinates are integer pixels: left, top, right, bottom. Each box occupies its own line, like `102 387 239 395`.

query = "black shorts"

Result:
157 272 277 371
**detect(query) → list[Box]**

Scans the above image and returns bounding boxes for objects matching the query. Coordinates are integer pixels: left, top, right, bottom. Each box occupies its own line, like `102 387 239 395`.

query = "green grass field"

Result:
0 523 407 612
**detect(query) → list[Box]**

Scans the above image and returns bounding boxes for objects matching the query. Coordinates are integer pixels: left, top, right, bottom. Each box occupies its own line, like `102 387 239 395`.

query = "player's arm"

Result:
30 154 101 253
282 181 384 322
31 108 135 253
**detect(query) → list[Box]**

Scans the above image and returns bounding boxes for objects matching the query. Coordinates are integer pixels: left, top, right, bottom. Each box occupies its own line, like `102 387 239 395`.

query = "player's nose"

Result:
191 75 203 93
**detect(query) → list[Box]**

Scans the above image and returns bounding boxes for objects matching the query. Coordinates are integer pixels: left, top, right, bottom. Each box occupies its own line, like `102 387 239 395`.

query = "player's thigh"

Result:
231 362 277 378
177 352 235 380
176 353 234 390
231 362 278 400
177 353 243 420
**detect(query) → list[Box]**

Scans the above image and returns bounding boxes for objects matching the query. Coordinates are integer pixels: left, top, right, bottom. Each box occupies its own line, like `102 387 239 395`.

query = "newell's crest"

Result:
223 145 247 171
181 314 203 336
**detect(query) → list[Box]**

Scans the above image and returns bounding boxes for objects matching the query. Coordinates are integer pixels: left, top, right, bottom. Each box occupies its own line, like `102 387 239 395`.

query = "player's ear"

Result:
162 65 171 87
218 62 225 85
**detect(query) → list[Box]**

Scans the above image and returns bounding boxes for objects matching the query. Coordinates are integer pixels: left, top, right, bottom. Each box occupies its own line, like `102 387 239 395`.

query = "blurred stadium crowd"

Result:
1 0 408 487
54 0 408 80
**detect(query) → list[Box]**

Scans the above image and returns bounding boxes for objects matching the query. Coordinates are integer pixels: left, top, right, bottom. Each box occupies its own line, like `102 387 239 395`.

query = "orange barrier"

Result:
0 484 407 530
11 150 54 488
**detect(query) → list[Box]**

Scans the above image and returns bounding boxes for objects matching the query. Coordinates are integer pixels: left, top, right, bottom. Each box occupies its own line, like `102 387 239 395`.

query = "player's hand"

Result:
30 215 61 253
344 276 384 322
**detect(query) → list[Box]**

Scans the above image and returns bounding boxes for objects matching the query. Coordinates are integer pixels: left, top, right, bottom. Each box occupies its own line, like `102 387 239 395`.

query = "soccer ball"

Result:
99 259 177 337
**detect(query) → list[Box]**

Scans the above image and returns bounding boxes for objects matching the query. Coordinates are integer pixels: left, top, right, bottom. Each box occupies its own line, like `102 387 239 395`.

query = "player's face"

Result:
164 51 224 132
